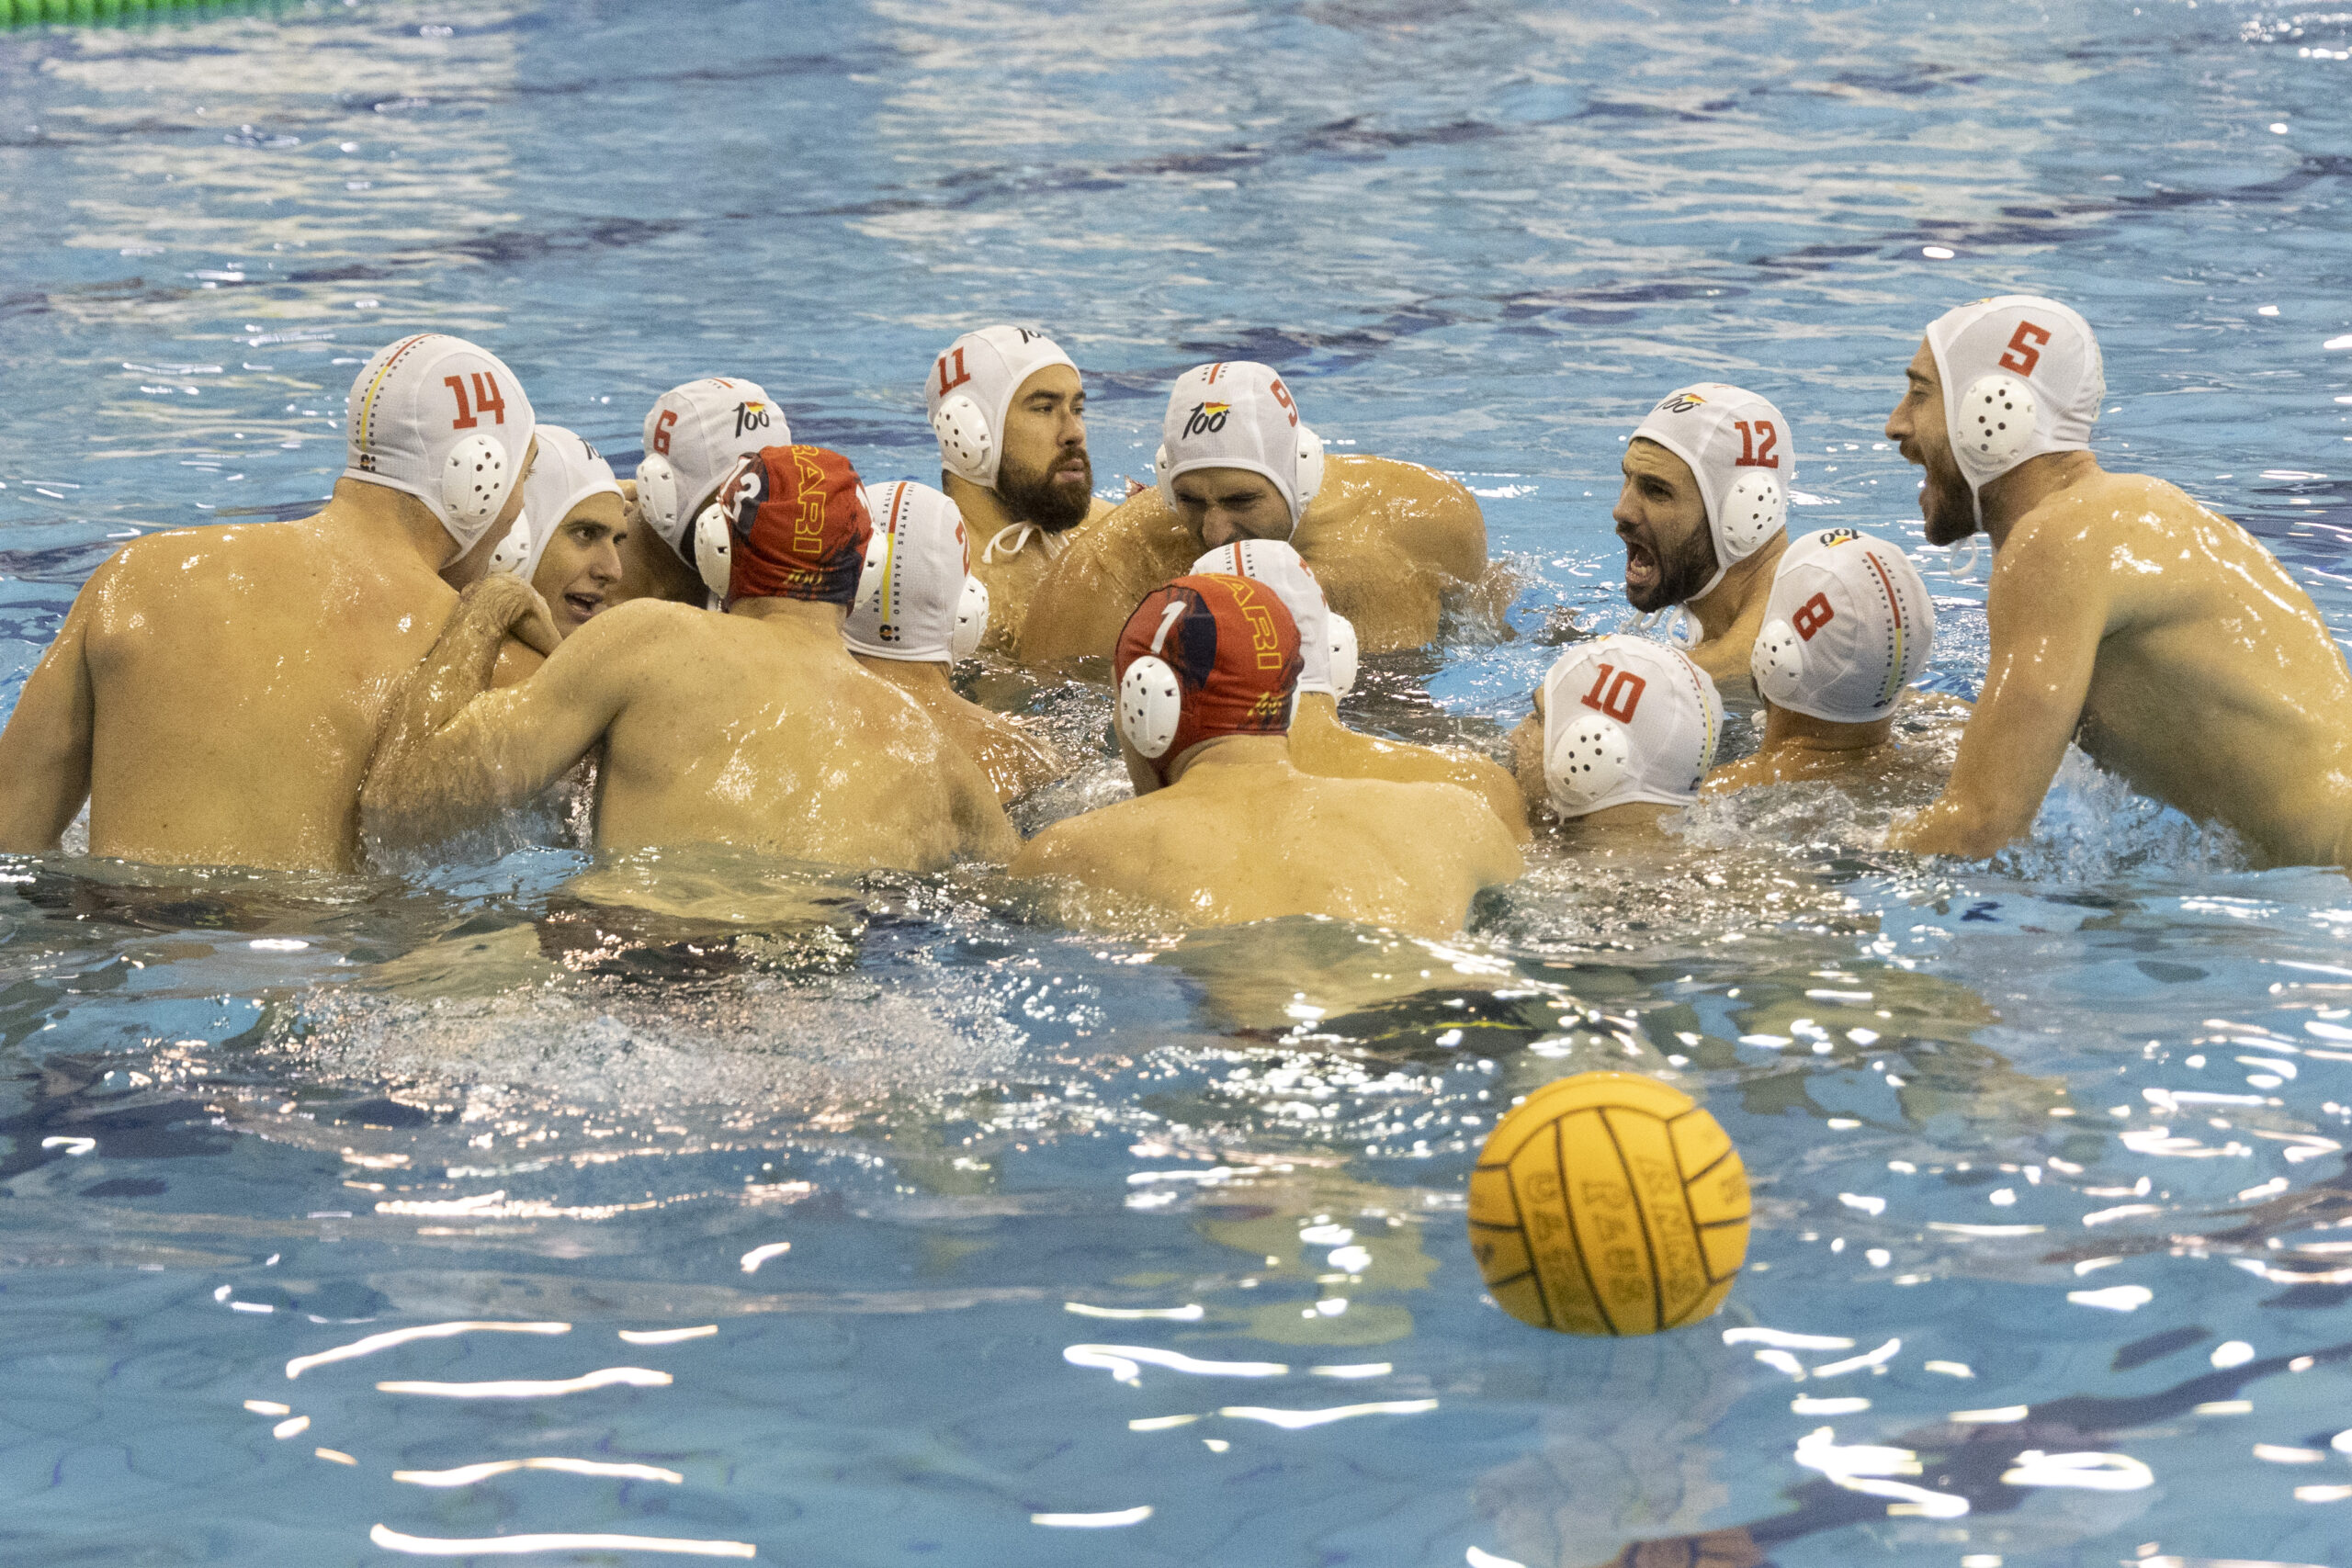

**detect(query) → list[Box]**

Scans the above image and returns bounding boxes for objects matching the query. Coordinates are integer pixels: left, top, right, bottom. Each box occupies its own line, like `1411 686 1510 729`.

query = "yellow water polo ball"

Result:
1467 1070 1750 1335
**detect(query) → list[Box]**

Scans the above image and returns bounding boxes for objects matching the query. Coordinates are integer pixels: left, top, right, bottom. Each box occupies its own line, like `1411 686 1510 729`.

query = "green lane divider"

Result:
3 0 303 27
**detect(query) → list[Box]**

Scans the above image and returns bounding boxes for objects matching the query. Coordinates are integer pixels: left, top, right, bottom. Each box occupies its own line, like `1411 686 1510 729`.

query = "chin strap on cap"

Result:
951 574 989 660
1546 713 1634 814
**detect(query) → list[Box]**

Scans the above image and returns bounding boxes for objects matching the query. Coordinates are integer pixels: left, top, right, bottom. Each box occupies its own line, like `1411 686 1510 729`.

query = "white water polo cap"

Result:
1539 634 1722 818
1155 361 1326 535
344 333 537 558
846 480 989 662
923 325 1079 490
487 424 622 581
637 378 786 561
1190 539 1356 698
1924 295 2104 527
1629 382 1796 599
1751 527 1936 724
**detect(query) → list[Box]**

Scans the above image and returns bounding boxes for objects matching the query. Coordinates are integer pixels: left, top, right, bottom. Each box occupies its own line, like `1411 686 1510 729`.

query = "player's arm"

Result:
1017 500 1189 668
1366 457 1488 585
946 747 1021 863
1888 525 2108 857
361 578 628 850
0 578 100 852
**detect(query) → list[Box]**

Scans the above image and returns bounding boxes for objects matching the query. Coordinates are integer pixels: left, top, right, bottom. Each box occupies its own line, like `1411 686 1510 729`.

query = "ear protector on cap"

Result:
1955 373 2040 470
486 514 532 578
692 502 732 599
1115 598 1191 760
1719 470 1786 558
636 452 681 540
1752 617 1804 692
1547 713 1634 812
1295 425 1326 509
952 574 989 660
933 395 992 483
1327 611 1359 698
443 434 512 528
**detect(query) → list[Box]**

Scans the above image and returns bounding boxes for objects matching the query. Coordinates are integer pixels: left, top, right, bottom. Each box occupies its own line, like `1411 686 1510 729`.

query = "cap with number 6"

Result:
1751 527 1936 725
1539 634 1722 819
636 377 786 561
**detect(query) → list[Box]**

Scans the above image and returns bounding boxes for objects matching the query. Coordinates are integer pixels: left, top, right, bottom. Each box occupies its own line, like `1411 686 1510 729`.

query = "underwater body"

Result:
4 1 2352 1564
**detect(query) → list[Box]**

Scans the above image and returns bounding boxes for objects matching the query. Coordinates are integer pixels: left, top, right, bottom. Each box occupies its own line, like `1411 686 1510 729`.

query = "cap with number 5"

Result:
1751 527 1936 724
1539 634 1722 818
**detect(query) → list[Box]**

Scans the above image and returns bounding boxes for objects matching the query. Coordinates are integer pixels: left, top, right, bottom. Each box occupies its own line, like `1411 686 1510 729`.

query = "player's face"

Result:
1174 468 1290 549
1612 439 1715 613
528 491 628 635
1886 340 1973 545
994 365 1093 531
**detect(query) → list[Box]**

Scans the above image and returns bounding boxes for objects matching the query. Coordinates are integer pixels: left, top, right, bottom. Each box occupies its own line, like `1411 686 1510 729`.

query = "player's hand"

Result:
461 575 562 658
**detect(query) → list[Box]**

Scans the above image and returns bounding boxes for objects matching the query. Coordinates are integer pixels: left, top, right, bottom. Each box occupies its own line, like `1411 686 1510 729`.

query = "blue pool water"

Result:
6 2 2352 1564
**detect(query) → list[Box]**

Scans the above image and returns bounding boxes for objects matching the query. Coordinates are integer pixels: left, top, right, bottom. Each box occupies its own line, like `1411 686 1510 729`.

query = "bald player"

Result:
1612 383 1798 686
1707 527 1943 794
1508 635 1722 837
1883 295 2352 865
1017 361 1488 667
846 479 1062 802
1192 538 1529 840
1011 574 1522 936
483 424 627 640
612 377 786 607
363 445 1015 871
0 333 537 871
923 326 1114 652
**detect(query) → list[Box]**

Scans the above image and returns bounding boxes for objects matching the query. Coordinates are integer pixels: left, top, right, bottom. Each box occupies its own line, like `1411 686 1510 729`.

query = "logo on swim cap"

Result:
1655 390 1709 414
1817 528 1861 548
733 400 775 439
1183 401 1232 438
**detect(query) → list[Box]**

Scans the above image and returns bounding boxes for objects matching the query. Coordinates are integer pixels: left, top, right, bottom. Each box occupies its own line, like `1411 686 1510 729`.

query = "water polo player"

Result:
363 444 1015 872
484 424 628 641
1883 295 2352 865
1614 382 1799 685
1016 360 1490 667
845 479 1062 802
1509 635 1722 834
1706 527 1946 795
618 376 786 606
1010 573 1522 935
1189 537 1529 840
0 333 537 871
922 325 1113 653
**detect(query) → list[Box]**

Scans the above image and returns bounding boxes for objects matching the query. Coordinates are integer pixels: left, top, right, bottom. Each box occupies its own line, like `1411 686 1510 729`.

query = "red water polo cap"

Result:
712 444 874 606
1113 571 1304 784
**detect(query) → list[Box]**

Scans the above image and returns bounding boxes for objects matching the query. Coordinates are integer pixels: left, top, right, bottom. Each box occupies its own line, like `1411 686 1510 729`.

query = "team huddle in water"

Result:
3 291 2351 936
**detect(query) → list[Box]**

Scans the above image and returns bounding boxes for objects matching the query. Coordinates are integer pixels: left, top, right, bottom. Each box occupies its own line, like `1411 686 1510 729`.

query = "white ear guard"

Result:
1718 470 1784 558
1956 373 2041 471
485 514 531 577
932 394 992 483
636 452 682 542
1327 611 1359 697
952 574 989 660
1546 712 1634 815
1117 657 1182 759
1295 424 1325 510
692 502 732 600
442 434 512 529
1751 617 1805 706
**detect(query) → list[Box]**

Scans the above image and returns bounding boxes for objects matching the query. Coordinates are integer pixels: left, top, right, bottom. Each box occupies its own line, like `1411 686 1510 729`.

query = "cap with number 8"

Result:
1539 634 1722 818
1751 527 1936 724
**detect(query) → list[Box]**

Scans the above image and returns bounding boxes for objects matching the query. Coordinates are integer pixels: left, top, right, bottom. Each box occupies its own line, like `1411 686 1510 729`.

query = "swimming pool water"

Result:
5 2 2352 1563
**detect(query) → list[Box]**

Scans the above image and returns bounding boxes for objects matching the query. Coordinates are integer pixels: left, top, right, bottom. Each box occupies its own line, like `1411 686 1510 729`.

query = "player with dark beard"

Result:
923 326 1114 653
1613 383 1798 688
